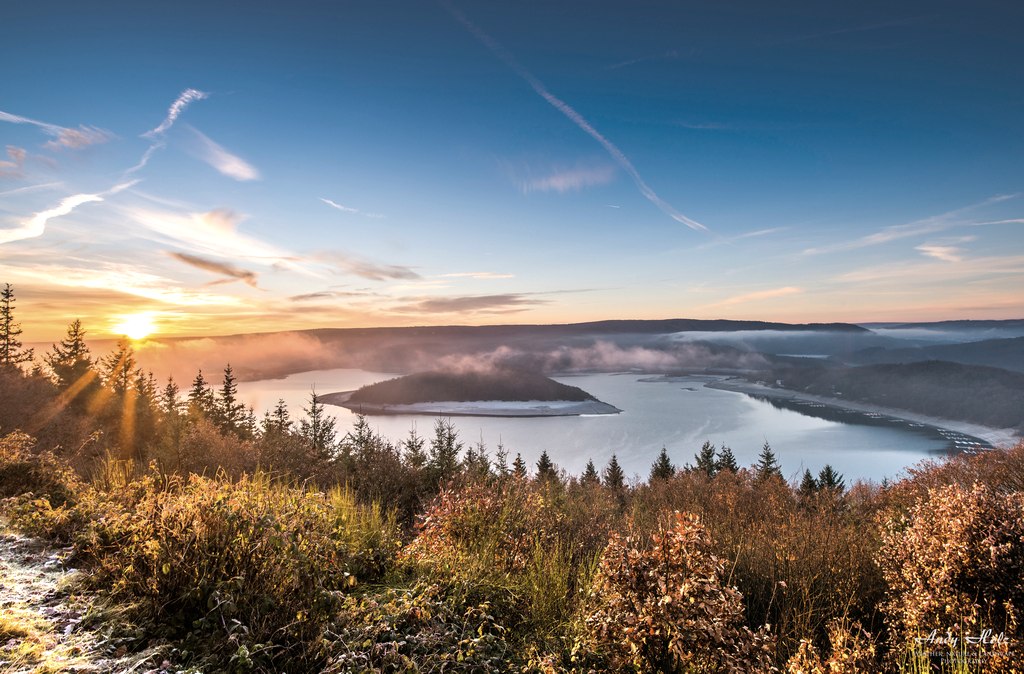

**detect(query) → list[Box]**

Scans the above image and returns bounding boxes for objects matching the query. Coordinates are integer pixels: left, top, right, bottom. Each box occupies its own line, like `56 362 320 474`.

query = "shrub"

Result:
784 618 878 673
878 482 1024 669
0 431 81 506
581 511 775 673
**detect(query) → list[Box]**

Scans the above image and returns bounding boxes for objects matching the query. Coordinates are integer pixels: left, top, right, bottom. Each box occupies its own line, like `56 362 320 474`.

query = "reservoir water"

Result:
237 368 953 483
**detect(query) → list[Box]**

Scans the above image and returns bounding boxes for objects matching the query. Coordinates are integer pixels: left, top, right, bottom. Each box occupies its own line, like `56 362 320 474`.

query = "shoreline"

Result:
703 377 1020 449
318 390 622 418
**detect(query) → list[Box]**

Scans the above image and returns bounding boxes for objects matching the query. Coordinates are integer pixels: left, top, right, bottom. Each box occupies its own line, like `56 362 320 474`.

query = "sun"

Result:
112 313 158 341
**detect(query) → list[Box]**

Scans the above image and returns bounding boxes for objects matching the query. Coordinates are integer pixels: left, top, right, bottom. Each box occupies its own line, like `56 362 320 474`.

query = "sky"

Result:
2 0 1023 341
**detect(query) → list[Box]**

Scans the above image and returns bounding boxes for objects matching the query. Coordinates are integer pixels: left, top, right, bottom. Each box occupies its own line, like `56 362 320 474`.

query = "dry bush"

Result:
581 511 775 673
886 442 1024 511
784 618 878 673
878 482 1024 670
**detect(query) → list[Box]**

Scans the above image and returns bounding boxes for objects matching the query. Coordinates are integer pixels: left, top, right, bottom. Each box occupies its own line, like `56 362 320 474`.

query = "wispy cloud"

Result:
704 286 803 309
168 251 259 287
803 194 1018 255
144 88 208 138
392 293 546 314
317 251 420 281
0 146 26 177
521 164 615 193
189 126 260 181
916 244 962 262
0 180 137 245
836 256 1024 285
321 198 386 219
439 271 515 280
0 181 62 198
443 1 707 232
0 110 113 150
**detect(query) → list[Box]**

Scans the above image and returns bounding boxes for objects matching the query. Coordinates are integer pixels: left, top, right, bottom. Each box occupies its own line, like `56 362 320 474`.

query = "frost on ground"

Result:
0 525 173 674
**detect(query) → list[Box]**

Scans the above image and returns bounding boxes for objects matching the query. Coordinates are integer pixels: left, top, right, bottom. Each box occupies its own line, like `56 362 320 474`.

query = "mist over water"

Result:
237 369 950 483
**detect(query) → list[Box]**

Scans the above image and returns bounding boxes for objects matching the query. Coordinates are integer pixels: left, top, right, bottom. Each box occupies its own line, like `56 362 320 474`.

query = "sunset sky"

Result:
2 0 1022 341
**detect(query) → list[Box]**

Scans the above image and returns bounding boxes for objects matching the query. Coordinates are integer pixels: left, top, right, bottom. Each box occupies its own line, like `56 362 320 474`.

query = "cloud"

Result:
803 194 1018 255
321 197 386 219
0 181 62 198
439 271 515 280
144 88 208 138
188 126 259 181
916 244 963 263
0 180 136 245
704 286 803 308
443 1 707 232
318 252 420 281
392 293 546 314
168 251 259 287
0 146 26 177
835 255 1024 285
521 163 616 193
0 110 112 150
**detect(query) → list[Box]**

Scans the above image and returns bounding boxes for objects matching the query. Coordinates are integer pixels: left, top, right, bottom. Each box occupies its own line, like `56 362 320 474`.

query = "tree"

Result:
216 364 246 436
100 339 136 396
299 389 337 463
512 453 528 479
401 424 428 469
464 434 491 480
799 469 819 496
428 418 462 485
603 454 625 490
581 459 600 487
161 377 182 417
536 450 557 482
493 439 510 478
0 283 33 371
44 319 96 396
715 445 739 474
649 447 676 481
754 441 782 480
187 370 217 419
692 441 717 476
817 464 845 494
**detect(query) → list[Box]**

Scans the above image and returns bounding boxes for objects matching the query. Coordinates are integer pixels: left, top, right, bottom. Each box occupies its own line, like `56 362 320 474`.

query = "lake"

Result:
237 368 953 483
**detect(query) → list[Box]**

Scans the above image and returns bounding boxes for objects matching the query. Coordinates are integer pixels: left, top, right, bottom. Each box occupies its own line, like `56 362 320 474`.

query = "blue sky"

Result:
2 0 1022 340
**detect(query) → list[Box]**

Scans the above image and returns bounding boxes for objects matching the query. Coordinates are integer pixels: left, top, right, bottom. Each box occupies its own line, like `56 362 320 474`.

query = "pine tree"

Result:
428 418 462 485
715 445 739 473
693 441 718 476
512 453 528 479
217 363 246 435
755 441 782 480
493 439 510 478
536 450 557 482
799 469 819 496
161 377 182 417
401 424 428 469
187 370 217 418
817 464 845 494
603 454 625 490
299 389 337 462
466 434 491 479
581 459 600 486
262 398 291 435
100 339 136 396
44 319 95 393
0 283 33 370
649 446 676 481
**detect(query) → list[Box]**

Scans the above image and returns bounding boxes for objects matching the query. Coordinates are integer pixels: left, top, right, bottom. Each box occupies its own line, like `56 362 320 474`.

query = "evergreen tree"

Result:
715 445 739 473
493 439 510 478
755 441 782 480
217 363 246 435
299 389 337 462
693 441 718 476
100 339 136 396
603 454 625 490
465 434 491 479
799 469 819 496
161 377 182 417
512 453 528 479
262 398 291 435
428 418 462 484
44 319 96 394
401 424 428 469
0 283 33 370
817 464 846 494
536 450 557 482
649 446 676 481
187 370 217 418
581 459 600 487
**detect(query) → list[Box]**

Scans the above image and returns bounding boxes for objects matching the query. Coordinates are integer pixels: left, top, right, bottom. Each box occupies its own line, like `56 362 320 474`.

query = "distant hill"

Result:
842 336 1024 372
348 369 596 405
762 360 1024 430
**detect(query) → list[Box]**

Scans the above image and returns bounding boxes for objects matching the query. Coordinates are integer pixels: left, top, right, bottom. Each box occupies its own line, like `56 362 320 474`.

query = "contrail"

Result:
441 1 708 232
144 88 208 138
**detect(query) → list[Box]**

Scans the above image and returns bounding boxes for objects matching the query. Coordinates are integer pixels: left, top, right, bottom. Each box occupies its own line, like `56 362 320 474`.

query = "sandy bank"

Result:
319 391 621 417
704 377 1020 449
